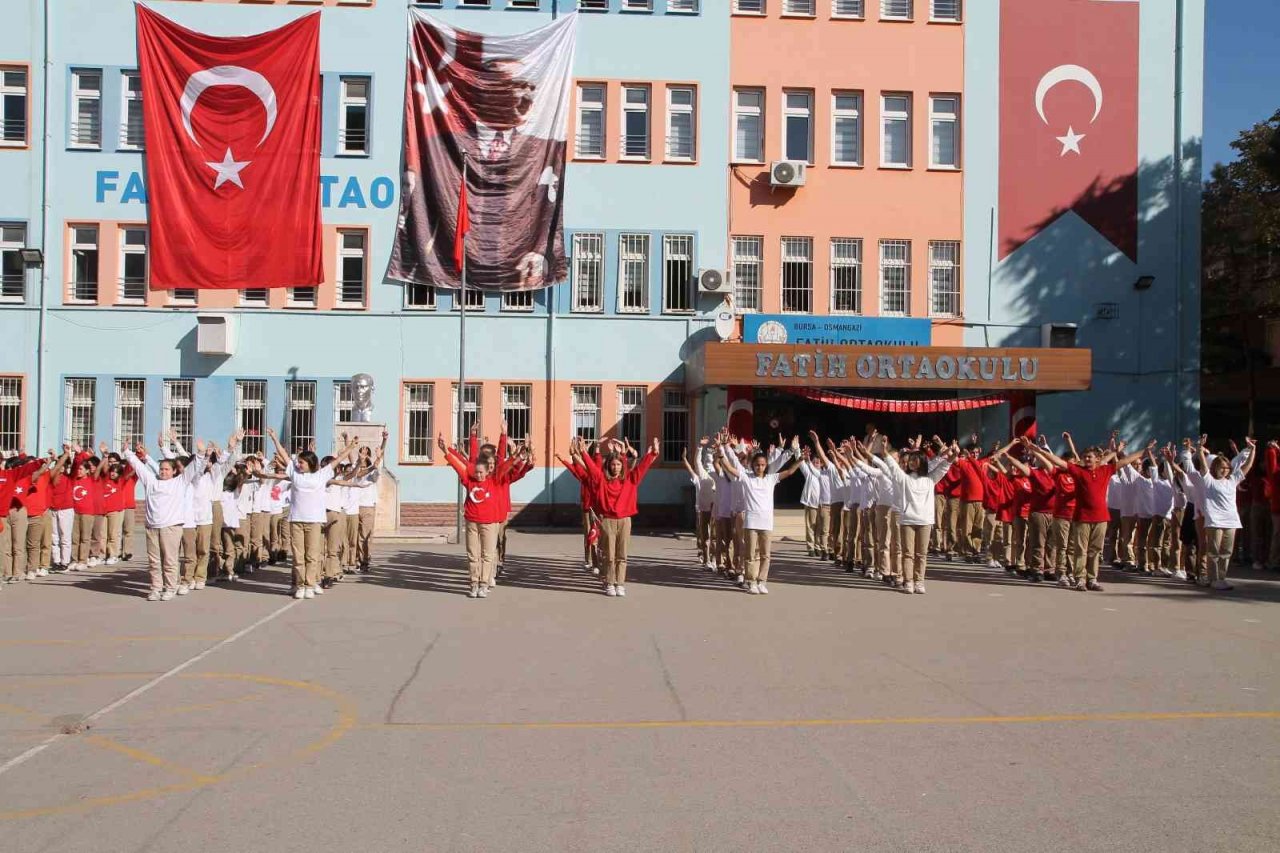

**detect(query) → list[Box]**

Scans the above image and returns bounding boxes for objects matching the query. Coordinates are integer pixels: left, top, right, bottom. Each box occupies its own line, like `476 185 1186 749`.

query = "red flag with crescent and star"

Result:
135 6 323 290
998 0 1140 262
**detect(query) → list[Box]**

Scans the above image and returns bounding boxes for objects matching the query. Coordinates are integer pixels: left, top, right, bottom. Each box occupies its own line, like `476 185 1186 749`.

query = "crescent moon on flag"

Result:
1034 64 1103 125
1011 406 1036 429
180 65 279 147
727 399 754 420
72 485 87 501
469 487 486 504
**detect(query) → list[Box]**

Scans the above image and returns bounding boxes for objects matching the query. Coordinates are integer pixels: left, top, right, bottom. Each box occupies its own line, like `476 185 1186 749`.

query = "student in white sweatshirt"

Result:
798 449 834 559
864 434 958 594
1183 438 1255 591
219 470 246 582
681 442 717 570
718 435 802 595
125 441 205 601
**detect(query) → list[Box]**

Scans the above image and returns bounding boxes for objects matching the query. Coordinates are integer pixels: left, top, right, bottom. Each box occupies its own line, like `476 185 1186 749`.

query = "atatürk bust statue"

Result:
351 373 375 423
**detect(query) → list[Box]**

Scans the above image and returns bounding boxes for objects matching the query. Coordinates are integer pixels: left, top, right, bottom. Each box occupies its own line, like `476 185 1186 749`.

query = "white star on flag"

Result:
206 148 250 189
414 68 452 116
1056 126 1086 156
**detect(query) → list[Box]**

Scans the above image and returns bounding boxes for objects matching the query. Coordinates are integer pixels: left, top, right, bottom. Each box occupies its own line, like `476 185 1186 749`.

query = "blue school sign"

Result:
742 315 932 347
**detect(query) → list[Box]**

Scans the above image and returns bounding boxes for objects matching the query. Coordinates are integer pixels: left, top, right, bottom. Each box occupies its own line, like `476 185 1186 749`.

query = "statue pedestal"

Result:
334 422 399 534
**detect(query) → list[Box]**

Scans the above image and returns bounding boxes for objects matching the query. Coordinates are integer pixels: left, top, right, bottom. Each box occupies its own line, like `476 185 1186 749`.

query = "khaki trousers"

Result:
1117 516 1137 564
465 521 499 587
932 495 947 552
860 508 875 567
270 511 289 557
0 512 12 578
180 527 197 582
988 519 1011 564
1011 516 1029 567
497 521 508 564
26 511 52 571
357 505 377 566
1195 515 1208 579
221 527 244 575
1027 512 1053 571
804 506 830 554
1166 509 1185 573
210 501 225 563
744 528 772 583
249 512 270 565
290 521 323 589
900 523 931 583
121 508 135 556
713 516 734 571
3 507 28 577
1135 518 1152 570
1073 521 1108 582
945 497 961 553
344 513 359 567
104 510 124 559
733 513 746 573
1046 517 1072 574
1145 517 1168 571
91 515 105 558
828 502 844 559
193 524 212 582
959 500 984 557
72 513 97 563
695 510 713 565
145 525 183 592
1204 528 1236 583
599 516 632 586
582 510 597 567
874 505 900 579
843 508 859 567
323 511 344 579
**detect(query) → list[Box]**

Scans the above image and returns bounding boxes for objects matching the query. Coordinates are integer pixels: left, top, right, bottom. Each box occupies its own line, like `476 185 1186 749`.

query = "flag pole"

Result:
456 154 469 543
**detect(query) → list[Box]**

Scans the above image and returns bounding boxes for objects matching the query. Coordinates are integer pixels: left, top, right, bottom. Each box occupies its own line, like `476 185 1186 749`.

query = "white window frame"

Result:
501 289 535 312
831 91 862 166
69 224 99 303
337 229 367 308
782 89 814 164
880 92 912 168
732 88 765 164
783 0 816 15
501 383 533 444
508 0 541 7
70 68 102 149
168 288 198 307
119 71 144 151
732 0 766 13
928 240 961 317
0 66 28 147
334 380 354 424
284 380 317 453
571 232 604 313
338 75 370 156
118 226 148 305
578 0 608 9
661 233 695 314
571 385 602 441
240 288 269 308
617 233 650 314
0 376 24 453
402 382 435 463
451 383 482 443
64 378 96 449
162 379 194 452
668 0 700 12
234 380 267 455
929 94 960 169
780 236 813 314
880 0 913 20
620 85 651 160
832 0 865 18
621 0 653 9
575 83 606 160
452 286 485 312
617 386 646 447
661 389 689 464
405 283 437 311
665 86 696 162
731 235 763 314
879 239 911 316
0 222 26 303
830 237 863 315
287 286 316 308
113 378 146 450
930 0 961 23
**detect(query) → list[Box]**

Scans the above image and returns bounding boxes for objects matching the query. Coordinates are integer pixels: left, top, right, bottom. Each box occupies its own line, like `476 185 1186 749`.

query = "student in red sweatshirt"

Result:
578 436 659 598
952 441 988 562
2 455 44 582
49 447 75 571
1024 448 1059 583
557 437 599 573
439 433 520 599
69 450 107 571
22 455 57 578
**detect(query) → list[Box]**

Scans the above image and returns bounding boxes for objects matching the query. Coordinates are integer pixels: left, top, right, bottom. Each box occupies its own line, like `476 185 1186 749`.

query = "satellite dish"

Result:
714 308 736 341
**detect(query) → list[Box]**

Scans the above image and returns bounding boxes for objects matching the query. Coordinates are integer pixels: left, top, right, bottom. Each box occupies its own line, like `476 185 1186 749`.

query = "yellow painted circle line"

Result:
0 672 359 821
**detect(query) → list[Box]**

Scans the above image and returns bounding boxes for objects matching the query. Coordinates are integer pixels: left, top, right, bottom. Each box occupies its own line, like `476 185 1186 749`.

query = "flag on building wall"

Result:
998 0 1140 262
135 6 323 290
388 12 577 292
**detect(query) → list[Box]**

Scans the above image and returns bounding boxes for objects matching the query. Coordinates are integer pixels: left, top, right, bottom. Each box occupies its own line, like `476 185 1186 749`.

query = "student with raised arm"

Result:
354 430 388 573
681 440 717 570
580 436 660 598
798 438 833 560
719 435 803 595
1184 437 1255 590
125 439 205 601
439 432 520 599
559 437 599 573
866 433 957 594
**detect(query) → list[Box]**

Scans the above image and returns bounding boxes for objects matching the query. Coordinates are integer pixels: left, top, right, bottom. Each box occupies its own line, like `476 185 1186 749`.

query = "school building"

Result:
0 0 1205 525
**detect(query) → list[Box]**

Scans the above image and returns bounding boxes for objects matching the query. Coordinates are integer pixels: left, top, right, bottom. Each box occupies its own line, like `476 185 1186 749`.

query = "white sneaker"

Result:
478 586 488 598
87 557 102 568
1057 575 1071 588
25 571 35 581
1157 568 1173 577
194 581 205 590
905 581 916 594
758 583 769 595
37 568 48 577
105 558 118 566
605 585 617 597
616 586 626 597
1174 570 1188 581
592 567 601 576
748 581 760 594
160 590 175 601
468 586 479 598
312 584 324 596
176 583 190 596
705 561 716 570
304 587 316 599
293 588 305 599
584 563 593 572
987 559 1002 569
915 582 927 594
146 590 161 602
736 573 745 586
871 571 882 581
488 581 496 590
1211 579 1233 591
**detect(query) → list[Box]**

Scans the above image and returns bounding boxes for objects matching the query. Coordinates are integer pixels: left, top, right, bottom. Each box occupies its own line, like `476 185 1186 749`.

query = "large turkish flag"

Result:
999 0 1139 262
136 6 323 290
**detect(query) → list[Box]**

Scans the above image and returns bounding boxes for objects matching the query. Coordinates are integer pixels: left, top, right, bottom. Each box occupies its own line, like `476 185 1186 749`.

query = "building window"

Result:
571 232 604 312
622 0 653 10
879 239 911 316
931 0 960 22
451 383 482 441
881 0 912 19
402 382 434 462
830 238 863 314
782 90 813 163
783 0 816 14
241 289 269 308
70 225 99 302
162 379 194 452
930 94 960 169
621 85 650 159
618 386 645 447
459 0 492 6
0 222 25 302
832 91 862 165
571 385 601 441
337 229 367 307
929 240 960 316
662 234 695 314
284 380 316 453
114 379 145 450
334 380 353 424
579 0 608 9
288 286 316 308
0 67 27 146
120 71 144 150
731 236 763 313
501 384 532 443
881 93 912 167
454 287 485 311
733 0 765 12
668 0 700 11
64 378 96 449
406 283 436 310
733 88 764 163
509 0 540 8
661 389 688 463
618 233 650 313
665 86 696 161
780 236 813 313
0 377 22 453
833 0 865 17
338 76 369 155
169 288 198 306
235 380 267 455
575 83 605 159
502 289 535 312
70 69 102 149
119 227 147 304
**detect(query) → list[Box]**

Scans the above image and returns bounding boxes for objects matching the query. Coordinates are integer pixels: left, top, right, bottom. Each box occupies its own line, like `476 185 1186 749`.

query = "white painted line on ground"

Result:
1244 619 1260 624
0 599 299 779
1104 608 1118 612
988 593 1003 597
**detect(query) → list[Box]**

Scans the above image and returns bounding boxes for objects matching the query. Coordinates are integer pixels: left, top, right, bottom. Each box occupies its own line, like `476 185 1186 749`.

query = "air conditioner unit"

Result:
698 268 730 294
197 313 237 356
1041 322 1078 348
770 160 807 188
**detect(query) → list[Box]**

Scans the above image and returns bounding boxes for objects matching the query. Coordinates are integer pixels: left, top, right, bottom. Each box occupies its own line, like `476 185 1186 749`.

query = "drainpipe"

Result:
35 0 52 447
1172 0 1185 437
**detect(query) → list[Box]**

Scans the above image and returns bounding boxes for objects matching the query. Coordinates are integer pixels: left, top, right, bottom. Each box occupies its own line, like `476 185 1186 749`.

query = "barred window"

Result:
783 0 815 15
120 71 144 150
571 232 603 312
575 83 605 159
881 0 912 19
731 236 762 313
502 289 535 312
780 236 813 313
64 378 96 449
338 229 367 307
403 382 434 462
235 380 267 455
285 380 316 453
733 0 765 12
930 95 960 169
406 283 436 310
70 68 101 148
931 0 960 22
0 67 28 146
571 385 601 441
169 288 197 306
832 91 862 165
879 239 911 316
618 386 646 447
830 238 863 314
119 227 147 304
114 379 146 450
668 0 699 11
618 233 650 313
70 225 99 303
621 85 650 159
1 222 25 302
162 379 194 452
451 383 482 441
241 289 269 308
454 287 485 311
661 389 688 463
833 0 865 17
338 76 369 156
334 380 354 424
665 86 696 161
501 384 532 443
288 286 317 308
662 234 694 314
929 240 961 317
0 376 23 453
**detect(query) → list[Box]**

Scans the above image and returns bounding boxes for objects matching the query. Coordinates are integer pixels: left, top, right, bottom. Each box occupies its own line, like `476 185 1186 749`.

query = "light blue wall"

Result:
962 0 1205 446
